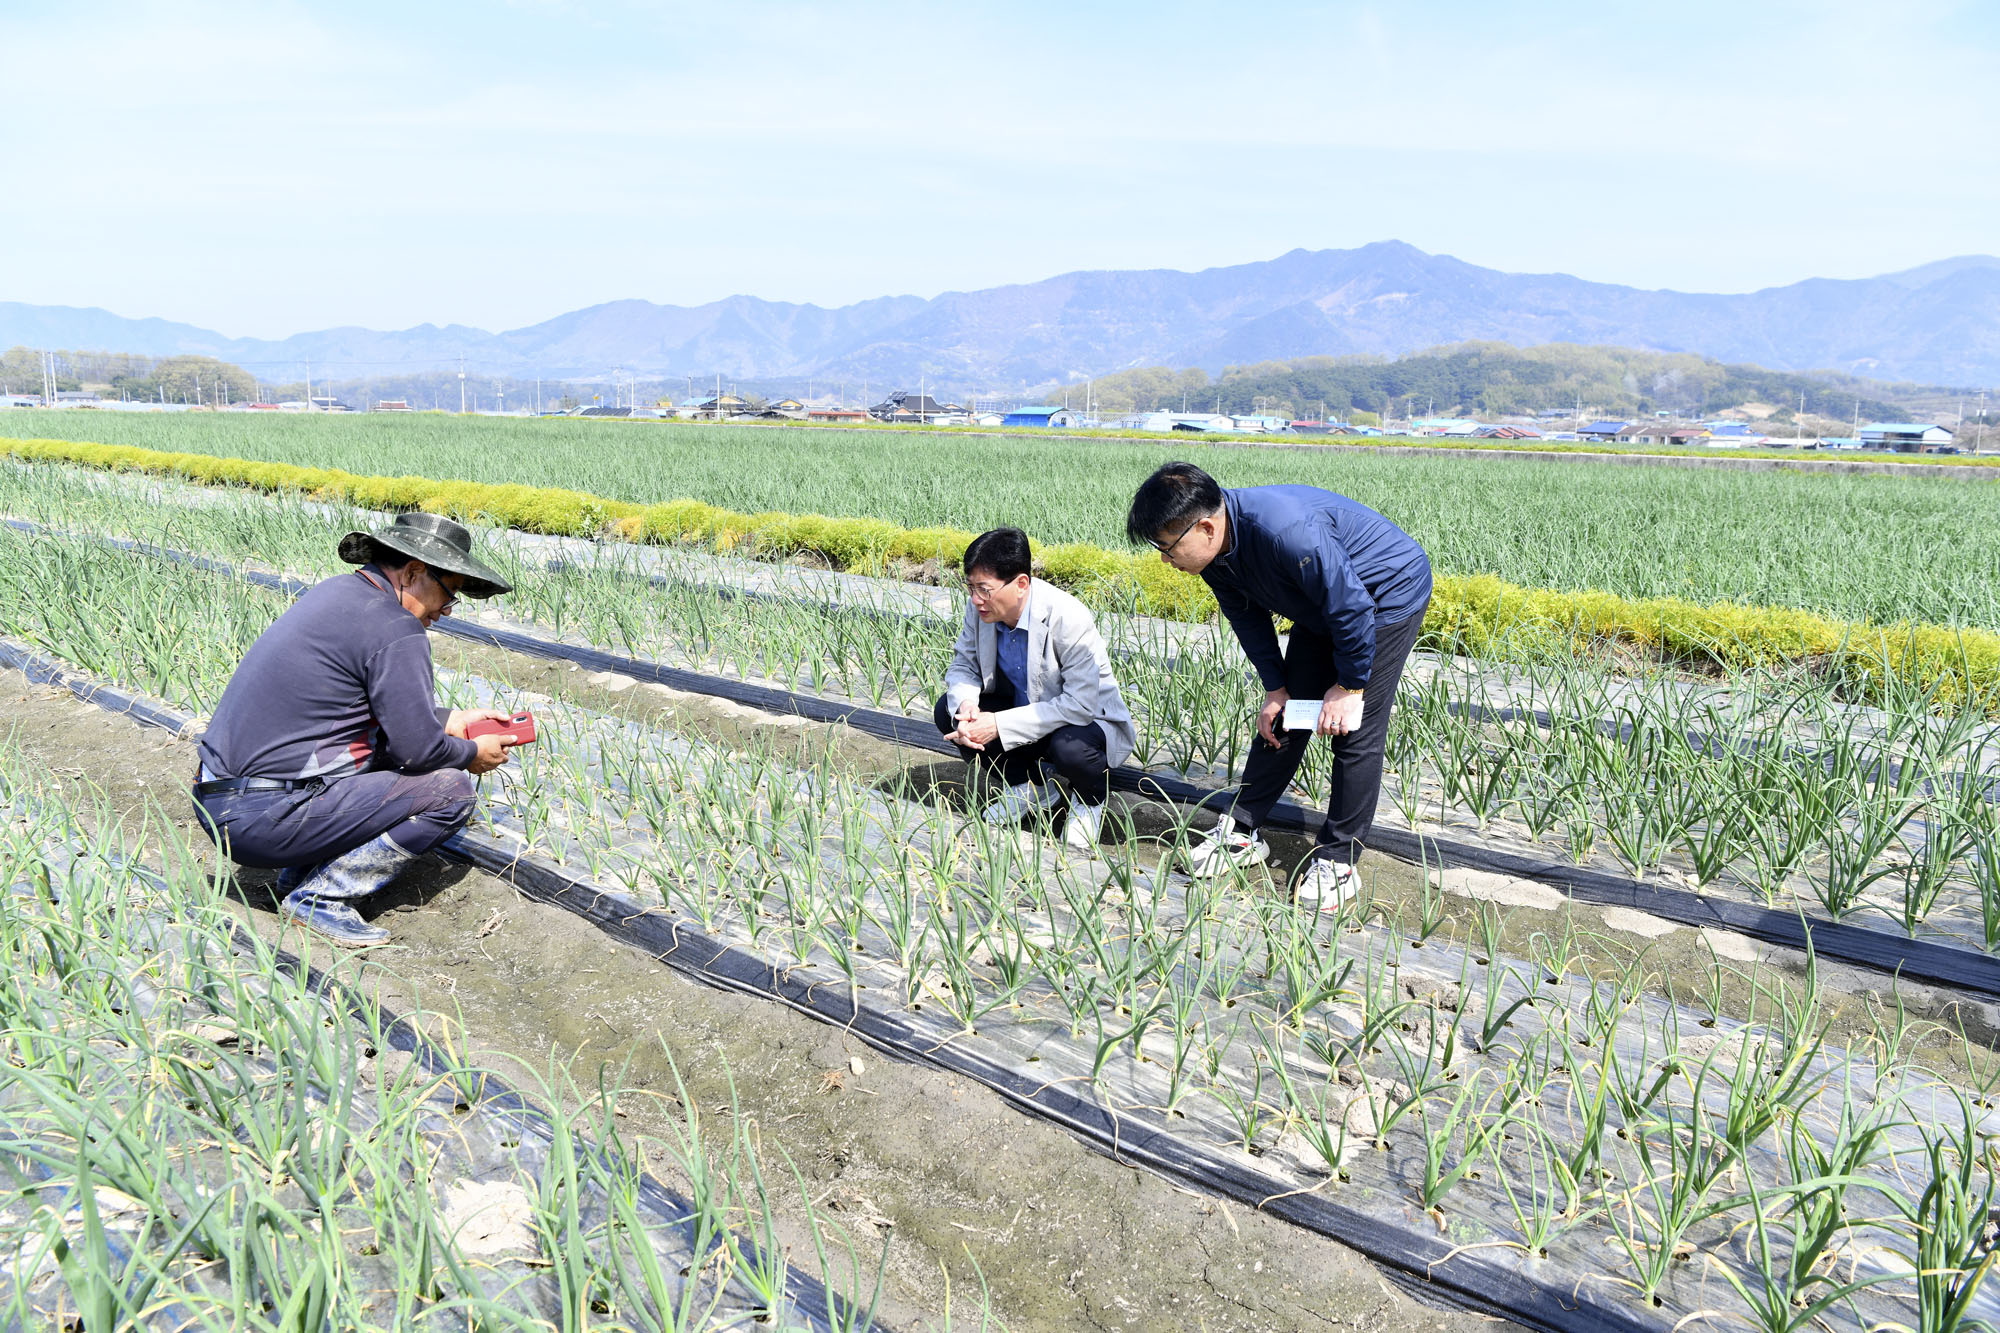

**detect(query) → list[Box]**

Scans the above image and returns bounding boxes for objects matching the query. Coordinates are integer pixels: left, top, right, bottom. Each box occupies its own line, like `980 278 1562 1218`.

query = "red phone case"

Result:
465 710 537 745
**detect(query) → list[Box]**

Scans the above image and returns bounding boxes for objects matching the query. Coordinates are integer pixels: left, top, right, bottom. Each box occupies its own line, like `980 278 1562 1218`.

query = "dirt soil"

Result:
0 661 1518 1333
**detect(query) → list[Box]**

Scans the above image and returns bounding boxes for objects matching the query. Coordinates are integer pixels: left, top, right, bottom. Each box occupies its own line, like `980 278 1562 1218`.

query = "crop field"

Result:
0 448 1998 1332
8 408 1999 629
0 748 912 1328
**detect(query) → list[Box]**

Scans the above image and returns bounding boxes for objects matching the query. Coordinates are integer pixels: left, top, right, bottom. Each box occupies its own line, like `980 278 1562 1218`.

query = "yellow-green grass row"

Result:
8 433 1995 710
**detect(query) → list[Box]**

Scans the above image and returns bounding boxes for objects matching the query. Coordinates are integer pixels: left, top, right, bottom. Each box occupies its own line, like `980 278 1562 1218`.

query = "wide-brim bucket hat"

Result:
337 513 513 598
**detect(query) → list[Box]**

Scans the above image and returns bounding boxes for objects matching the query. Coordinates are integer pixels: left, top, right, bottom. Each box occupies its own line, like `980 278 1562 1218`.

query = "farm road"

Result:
0 660 1516 1333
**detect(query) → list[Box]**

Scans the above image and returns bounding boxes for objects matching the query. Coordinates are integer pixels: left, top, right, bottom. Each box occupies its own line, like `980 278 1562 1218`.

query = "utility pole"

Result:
1797 389 1804 444
305 363 314 411
458 357 466 414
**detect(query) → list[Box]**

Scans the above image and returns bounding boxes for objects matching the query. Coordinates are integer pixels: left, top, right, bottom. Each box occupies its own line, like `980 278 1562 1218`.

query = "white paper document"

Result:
1282 698 1323 731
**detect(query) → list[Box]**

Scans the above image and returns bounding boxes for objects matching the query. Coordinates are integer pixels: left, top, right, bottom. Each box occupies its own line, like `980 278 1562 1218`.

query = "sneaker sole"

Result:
1184 844 1271 878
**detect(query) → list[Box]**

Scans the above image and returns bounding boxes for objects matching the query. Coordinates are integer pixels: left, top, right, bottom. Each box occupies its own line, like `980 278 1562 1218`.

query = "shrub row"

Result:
6 434 1994 709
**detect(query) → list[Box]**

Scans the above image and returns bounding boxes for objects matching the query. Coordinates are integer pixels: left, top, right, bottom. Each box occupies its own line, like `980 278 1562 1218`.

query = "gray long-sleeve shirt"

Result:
197 565 476 782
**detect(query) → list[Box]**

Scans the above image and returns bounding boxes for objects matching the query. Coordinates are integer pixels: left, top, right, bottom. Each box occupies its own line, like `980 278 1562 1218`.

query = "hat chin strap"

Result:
358 562 427 609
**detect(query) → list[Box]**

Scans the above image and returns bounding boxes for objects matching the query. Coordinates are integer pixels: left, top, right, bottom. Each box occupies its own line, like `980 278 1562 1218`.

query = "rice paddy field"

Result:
0 414 1997 1332
7 409 1998 629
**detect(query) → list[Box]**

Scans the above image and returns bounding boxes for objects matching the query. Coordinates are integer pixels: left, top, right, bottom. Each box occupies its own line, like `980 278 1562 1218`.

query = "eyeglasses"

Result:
965 580 1008 599
427 569 464 610
1149 519 1201 557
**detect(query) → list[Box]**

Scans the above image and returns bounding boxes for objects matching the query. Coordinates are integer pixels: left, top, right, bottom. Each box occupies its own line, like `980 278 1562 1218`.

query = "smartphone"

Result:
466 709 537 745
1281 698 1322 732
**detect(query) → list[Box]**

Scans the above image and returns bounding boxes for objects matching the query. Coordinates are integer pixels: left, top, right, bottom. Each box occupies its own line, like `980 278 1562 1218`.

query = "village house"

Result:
1859 422 1956 452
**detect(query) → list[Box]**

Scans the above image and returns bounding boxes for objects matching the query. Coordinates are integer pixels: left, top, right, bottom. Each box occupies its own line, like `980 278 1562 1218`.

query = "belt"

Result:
192 774 326 800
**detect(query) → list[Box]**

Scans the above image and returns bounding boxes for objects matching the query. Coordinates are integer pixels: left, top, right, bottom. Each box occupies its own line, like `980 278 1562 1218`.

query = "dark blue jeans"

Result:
193 768 475 870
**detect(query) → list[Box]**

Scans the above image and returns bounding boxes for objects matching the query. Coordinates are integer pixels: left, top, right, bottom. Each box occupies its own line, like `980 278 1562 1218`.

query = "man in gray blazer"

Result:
935 528 1138 852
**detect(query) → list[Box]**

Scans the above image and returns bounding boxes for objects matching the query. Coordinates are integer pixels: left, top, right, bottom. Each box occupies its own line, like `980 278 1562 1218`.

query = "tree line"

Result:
1055 342 1925 422
1 346 257 405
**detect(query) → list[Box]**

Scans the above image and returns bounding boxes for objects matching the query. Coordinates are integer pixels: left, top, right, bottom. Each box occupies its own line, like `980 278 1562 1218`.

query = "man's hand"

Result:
948 709 1000 750
469 733 517 775
446 707 514 740
1256 688 1290 748
1318 687 1365 737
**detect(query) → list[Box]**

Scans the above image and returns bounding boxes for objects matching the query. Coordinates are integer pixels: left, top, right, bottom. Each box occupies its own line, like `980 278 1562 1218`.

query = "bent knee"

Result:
409 768 476 819
1048 725 1108 766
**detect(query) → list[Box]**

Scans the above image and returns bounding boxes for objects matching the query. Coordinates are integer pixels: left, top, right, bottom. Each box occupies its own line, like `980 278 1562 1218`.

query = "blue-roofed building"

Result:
1001 406 1076 428
1579 420 1632 442
1707 422 1755 438
1859 422 1955 452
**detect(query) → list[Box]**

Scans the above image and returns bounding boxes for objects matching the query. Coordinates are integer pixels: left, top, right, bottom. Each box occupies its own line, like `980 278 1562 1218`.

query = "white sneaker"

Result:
981 781 1062 826
1293 858 1360 914
1183 814 1270 878
1064 802 1105 853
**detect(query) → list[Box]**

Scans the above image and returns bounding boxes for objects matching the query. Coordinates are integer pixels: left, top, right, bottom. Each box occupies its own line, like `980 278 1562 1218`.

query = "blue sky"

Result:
4 0 1994 336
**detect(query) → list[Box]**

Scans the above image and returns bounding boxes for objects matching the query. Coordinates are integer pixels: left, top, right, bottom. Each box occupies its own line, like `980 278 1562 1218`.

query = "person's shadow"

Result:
221 854 474 920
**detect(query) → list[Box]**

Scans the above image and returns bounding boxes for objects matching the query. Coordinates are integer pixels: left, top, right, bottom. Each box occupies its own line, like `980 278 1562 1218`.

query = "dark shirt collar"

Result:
355 563 399 598
1213 490 1243 571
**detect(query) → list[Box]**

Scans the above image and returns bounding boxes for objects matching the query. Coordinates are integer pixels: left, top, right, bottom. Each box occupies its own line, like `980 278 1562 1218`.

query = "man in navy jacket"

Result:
1127 462 1431 911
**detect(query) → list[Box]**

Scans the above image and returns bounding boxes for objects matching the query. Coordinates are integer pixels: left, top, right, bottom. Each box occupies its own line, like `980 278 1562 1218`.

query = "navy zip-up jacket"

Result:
1202 486 1432 692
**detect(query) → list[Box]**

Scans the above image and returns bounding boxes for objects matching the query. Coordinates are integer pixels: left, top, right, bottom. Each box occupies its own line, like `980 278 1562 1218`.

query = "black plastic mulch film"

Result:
15 518 1997 1000
0 635 1650 1333
0 643 875 1333
4 525 1996 1331
439 581 2000 1003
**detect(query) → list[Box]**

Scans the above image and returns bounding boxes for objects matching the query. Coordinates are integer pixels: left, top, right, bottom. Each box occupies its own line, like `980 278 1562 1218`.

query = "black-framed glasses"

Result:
427 568 464 610
1149 519 1200 557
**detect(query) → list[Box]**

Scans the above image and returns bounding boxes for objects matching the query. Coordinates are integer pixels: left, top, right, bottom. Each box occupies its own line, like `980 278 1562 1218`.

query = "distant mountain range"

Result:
7 242 1999 390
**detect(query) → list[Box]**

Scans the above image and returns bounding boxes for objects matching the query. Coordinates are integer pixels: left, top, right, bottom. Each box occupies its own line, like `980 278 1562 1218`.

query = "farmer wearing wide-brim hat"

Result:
193 513 521 946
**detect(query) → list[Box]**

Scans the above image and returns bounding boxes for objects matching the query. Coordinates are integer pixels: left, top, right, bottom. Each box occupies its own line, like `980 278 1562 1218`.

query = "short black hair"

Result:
1126 462 1224 546
963 527 1032 583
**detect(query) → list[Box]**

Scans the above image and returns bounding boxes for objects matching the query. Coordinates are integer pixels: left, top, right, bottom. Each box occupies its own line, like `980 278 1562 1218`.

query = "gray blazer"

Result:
944 577 1137 768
